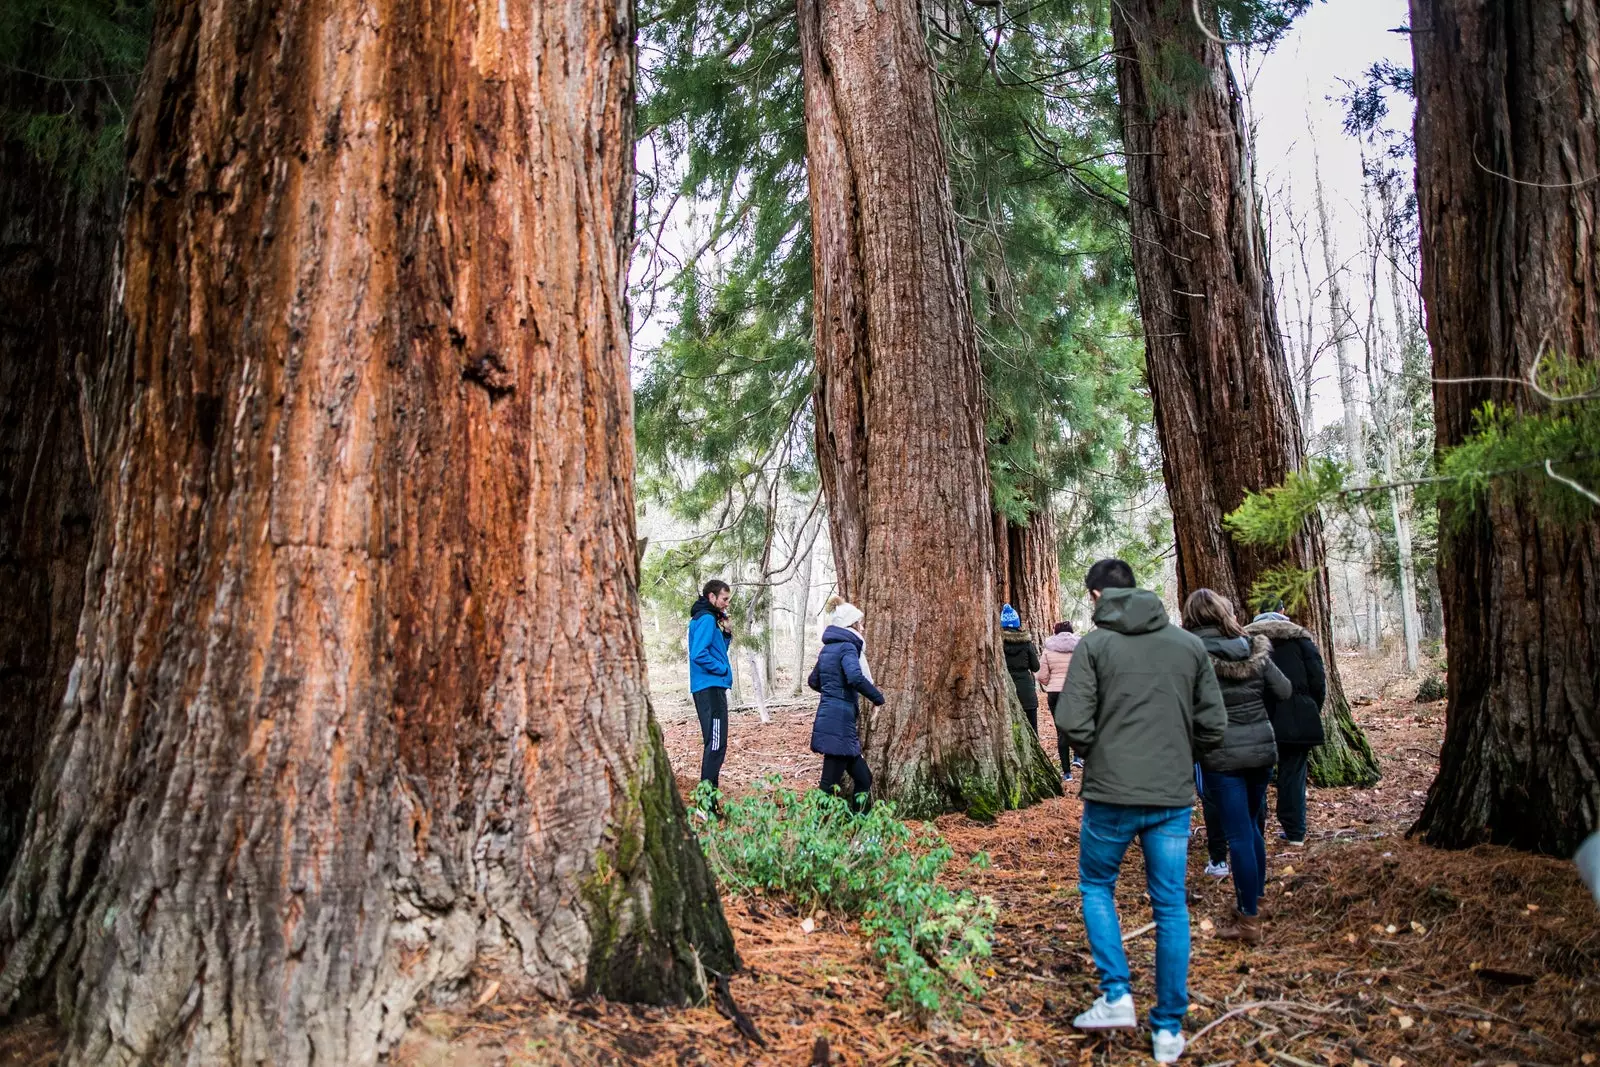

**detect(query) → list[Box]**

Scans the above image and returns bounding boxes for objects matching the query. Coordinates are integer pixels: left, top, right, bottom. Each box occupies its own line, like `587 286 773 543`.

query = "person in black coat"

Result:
808 599 885 810
1246 602 1327 846
1000 603 1041 731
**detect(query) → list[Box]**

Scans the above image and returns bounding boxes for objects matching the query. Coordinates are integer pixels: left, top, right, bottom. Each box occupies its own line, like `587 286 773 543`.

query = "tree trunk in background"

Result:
0 0 733 1060
1111 0 1379 785
801 0 1058 818
1006 504 1061 639
0 80 121 884
1314 152 1384 659
792 531 816 696
1410 0 1600 854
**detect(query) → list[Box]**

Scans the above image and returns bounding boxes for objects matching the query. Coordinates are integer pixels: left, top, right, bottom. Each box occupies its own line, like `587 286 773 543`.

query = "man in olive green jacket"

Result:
1053 559 1226 1064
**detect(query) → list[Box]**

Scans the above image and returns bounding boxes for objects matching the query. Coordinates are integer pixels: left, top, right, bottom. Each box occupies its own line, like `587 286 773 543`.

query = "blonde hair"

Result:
1182 588 1245 638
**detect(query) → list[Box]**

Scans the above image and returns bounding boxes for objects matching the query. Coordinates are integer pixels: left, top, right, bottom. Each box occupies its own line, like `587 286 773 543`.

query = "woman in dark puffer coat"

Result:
1183 588 1291 944
807 597 886 810
1000 603 1041 731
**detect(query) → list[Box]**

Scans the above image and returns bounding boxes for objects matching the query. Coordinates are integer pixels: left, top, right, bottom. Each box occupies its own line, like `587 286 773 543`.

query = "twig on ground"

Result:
1121 921 1157 942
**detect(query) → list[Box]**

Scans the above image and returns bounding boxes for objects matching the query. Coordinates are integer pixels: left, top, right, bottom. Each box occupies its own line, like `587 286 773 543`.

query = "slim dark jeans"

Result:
819 754 873 810
1045 690 1076 768
693 687 730 787
1202 766 1272 915
1195 765 1228 865
1273 743 1313 841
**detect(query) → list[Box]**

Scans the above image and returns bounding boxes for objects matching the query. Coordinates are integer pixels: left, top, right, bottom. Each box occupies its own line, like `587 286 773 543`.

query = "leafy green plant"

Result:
690 780 996 1020
1416 673 1446 703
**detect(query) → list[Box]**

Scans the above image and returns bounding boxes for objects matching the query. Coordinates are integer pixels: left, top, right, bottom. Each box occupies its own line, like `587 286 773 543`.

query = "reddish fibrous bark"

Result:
800 0 1058 818
1409 0 1600 854
1110 0 1378 785
0 0 732 1062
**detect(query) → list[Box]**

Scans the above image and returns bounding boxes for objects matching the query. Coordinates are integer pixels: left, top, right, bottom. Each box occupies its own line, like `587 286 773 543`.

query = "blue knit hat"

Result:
1000 604 1022 630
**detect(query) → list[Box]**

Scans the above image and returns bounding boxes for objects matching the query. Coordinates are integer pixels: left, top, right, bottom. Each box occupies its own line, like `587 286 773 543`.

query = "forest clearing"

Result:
3 0 1599 1063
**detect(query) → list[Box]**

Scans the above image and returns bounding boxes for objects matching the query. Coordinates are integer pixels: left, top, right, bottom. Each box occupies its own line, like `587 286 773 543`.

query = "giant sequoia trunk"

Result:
800 0 1058 818
0 79 121 883
1111 0 1379 785
0 0 733 1061
1410 0 1600 855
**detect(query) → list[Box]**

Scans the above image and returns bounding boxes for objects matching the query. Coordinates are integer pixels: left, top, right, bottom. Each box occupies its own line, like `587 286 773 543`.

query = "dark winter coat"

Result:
1192 628 1290 774
1002 631 1041 712
807 625 886 757
1055 588 1228 808
1245 618 1327 746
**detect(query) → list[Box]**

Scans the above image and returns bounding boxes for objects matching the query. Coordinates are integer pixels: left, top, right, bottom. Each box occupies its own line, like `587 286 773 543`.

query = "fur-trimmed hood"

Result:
1044 631 1079 654
1193 629 1274 681
1002 629 1035 645
1246 618 1313 643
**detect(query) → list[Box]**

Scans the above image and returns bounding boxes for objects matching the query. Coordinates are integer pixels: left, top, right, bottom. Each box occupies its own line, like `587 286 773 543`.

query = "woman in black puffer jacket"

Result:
1183 589 1291 945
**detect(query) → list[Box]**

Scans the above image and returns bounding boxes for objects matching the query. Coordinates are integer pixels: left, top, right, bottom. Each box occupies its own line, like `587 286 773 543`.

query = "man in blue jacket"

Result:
688 579 735 788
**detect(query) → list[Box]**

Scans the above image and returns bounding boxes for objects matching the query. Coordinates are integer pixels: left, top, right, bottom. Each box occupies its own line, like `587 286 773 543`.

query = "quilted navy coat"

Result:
807 625 886 757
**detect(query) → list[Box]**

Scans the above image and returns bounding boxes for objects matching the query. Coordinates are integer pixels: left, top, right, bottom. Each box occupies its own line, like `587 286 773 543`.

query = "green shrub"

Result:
1416 672 1446 703
690 780 996 1020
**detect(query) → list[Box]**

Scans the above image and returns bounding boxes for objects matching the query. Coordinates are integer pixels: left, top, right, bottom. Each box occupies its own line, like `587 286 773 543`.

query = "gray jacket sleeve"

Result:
1055 642 1098 749
1191 653 1227 750
1263 657 1293 701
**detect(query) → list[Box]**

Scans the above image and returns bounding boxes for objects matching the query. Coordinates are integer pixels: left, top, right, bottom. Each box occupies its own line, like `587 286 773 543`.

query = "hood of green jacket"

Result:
1091 587 1169 635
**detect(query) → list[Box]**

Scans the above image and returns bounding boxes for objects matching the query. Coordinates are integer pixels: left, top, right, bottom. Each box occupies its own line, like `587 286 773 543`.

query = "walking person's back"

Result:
1000 604 1041 731
1054 560 1226 1063
1036 622 1080 779
1245 601 1326 847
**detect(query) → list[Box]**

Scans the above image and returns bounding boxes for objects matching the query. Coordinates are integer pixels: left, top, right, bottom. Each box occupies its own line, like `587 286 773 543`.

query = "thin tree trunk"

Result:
1313 148 1385 658
792 527 816 697
0 0 733 1060
800 0 1058 818
0 76 121 884
1111 0 1379 785
1410 0 1600 854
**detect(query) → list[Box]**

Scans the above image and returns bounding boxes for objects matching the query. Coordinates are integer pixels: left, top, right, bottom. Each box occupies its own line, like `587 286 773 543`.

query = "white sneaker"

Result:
1152 1029 1185 1063
1073 992 1136 1029
1204 860 1230 878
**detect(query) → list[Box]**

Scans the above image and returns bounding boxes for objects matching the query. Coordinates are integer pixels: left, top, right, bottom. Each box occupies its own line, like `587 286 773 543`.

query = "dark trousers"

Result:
1045 690 1076 768
819 754 873 811
693 687 730 787
1202 766 1272 916
1272 743 1313 841
1196 764 1228 865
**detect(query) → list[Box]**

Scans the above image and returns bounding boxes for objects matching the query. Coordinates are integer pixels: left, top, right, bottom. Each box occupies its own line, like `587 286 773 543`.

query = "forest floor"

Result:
391 653 1600 1067
4 657 1596 1066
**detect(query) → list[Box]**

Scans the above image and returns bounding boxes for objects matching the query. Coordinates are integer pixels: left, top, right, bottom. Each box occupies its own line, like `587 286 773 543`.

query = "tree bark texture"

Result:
1409 0 1600 854
0 79 121 883
800 0 1058 818
1002 505 1061 640
0 0 734 1062
1111 0 1379 786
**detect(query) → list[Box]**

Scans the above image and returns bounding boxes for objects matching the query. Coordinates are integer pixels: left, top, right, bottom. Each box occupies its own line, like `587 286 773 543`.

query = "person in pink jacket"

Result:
1036 621 1082 780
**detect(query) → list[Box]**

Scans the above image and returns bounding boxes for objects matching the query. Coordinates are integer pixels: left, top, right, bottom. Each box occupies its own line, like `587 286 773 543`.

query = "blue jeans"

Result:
1202 766 1271 915
1078 801 1192 1034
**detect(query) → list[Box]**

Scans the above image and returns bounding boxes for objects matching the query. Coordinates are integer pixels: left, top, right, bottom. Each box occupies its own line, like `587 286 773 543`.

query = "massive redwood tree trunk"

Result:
800 0 1058 818
0 0 733 1061
1111 0 1378 785
1409 0 1600 854
0 75 122 882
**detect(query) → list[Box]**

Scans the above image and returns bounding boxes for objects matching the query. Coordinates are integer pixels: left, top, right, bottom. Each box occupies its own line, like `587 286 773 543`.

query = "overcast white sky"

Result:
1245 0 1416 432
